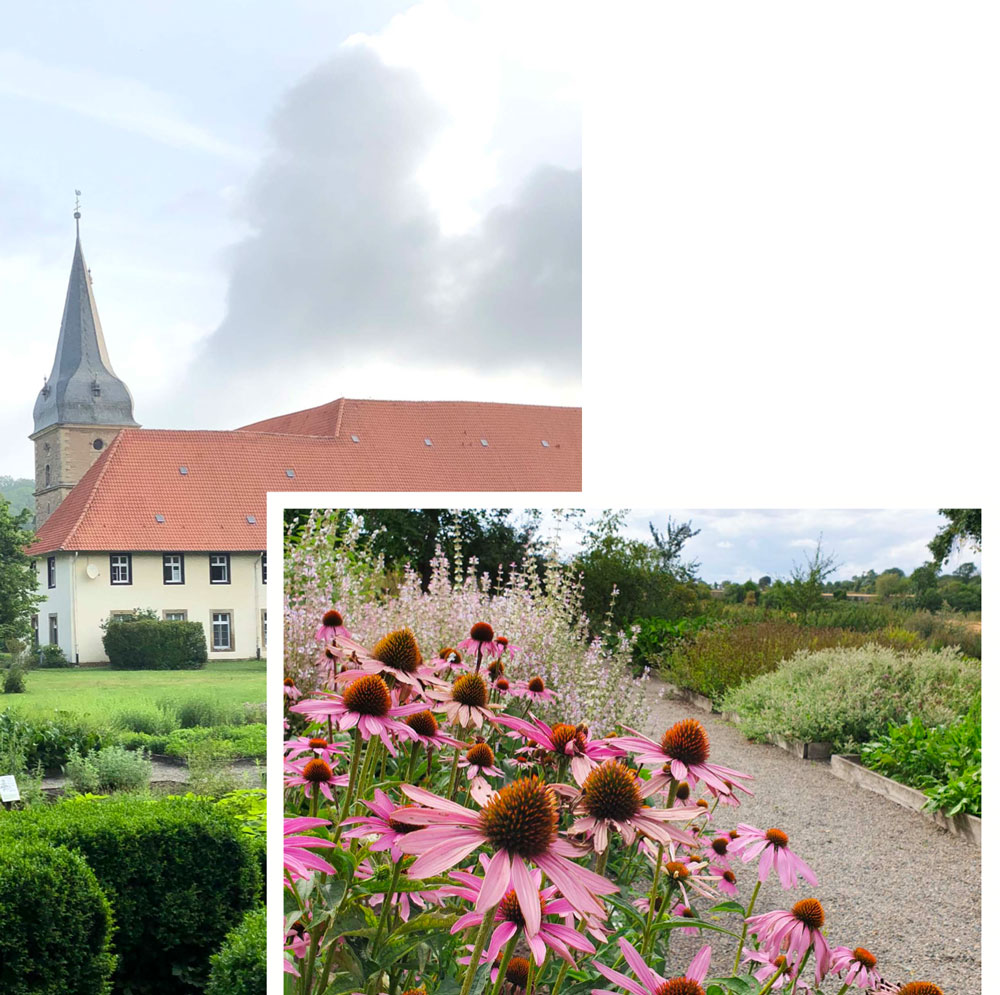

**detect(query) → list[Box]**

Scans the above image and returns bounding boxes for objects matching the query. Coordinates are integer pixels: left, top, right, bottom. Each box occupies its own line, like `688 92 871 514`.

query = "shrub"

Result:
111 702 179 735
214 788 267 899
169 694 243 728
65 745 152 794
0 710 103 771
661 620 934 700
0 797 261 995
721 644 980 749
205 906 265 995
0 841 116 995
112 730 170 754
36 642 71 667
861 699 981 817
103 620 207 670
631 615 710 669
183 740 254 798
166 724 267 761
3 664 27 693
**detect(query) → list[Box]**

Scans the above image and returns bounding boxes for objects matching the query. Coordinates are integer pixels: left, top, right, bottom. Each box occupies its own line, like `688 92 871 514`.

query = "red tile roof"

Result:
28 399 581 554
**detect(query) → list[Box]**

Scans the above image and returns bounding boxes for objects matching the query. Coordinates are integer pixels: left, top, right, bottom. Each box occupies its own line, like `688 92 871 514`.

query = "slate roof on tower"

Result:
26 399 581 555
32 228 138 434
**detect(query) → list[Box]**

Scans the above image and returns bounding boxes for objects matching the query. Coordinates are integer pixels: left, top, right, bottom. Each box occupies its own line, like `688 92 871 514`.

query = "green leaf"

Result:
707 900 746 915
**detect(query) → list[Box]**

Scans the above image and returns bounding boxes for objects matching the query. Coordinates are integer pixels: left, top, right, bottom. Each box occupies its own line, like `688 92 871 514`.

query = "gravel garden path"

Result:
643 679 981 993
40 757 260 793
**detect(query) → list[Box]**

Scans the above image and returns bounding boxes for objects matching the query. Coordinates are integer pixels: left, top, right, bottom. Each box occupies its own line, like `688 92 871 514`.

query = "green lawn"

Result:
2 659 265 723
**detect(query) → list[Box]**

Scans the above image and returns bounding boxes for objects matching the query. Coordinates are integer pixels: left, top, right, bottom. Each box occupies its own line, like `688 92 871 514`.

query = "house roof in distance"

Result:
28 398 581 554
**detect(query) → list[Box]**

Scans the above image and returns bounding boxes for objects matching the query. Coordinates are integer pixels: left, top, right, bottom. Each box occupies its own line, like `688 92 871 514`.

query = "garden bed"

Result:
830 753 981 845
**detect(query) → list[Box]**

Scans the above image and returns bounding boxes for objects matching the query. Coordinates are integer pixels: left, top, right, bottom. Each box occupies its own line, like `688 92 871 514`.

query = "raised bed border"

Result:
830 753 981 846
719 709 831 761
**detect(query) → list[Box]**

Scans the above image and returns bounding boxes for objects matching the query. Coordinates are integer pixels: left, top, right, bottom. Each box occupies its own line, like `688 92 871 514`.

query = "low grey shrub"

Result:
65 745 152 794
721 644 980 749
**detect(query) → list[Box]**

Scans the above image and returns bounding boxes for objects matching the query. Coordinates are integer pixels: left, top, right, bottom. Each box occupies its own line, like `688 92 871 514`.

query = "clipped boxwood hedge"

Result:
0 840 116 995
0 797 260 995
205 905 265 995
103 620 207 670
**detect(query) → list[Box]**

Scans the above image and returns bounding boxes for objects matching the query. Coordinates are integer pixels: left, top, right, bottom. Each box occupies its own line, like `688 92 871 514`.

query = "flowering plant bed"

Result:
283 611 949 995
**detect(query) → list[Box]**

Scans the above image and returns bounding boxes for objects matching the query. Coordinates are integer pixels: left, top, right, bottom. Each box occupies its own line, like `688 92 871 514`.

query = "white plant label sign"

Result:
0 774 20 802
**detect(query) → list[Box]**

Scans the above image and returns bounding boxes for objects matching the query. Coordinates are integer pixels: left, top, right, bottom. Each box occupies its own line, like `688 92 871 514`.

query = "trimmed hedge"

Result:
0 840 116 995
0 797 260 995
103 620 207 670
205 906 266 995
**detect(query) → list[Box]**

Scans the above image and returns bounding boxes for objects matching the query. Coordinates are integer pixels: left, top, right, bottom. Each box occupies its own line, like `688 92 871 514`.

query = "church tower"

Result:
31 211 139 528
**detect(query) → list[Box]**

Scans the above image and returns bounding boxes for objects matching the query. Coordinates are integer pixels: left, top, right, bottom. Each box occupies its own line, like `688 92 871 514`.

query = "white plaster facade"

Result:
33 551 268 664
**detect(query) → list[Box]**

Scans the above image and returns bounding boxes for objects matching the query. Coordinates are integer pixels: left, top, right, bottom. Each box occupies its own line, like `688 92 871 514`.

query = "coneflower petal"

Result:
619 938 664 993
511 854 541 936
406 833 483 877
478 850 512 910
593 960 651 995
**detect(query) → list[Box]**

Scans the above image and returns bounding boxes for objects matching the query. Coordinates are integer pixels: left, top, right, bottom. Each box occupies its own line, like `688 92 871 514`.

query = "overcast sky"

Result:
0 0 581 477
536 508 981 582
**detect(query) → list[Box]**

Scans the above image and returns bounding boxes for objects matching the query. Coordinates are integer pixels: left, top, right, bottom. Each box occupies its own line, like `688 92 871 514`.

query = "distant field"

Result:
1 659 266 722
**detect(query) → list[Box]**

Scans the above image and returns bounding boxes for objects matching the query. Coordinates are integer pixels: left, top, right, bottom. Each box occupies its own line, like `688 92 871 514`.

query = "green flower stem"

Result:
526 956 537 995
665 779 680 809
446 745 462 800
299 922 322 995
309 785 319 820
373 860 404 949
458 904 499 995
788 947 811 993
755 966 785 995
733 878 762 974
549 959 571 995
357 734 382 801
404 740 420 783
595 846 610 876
333 728 363 845
315 940 338 995
640 842 664 957
834 985 850 995
489 933 519 995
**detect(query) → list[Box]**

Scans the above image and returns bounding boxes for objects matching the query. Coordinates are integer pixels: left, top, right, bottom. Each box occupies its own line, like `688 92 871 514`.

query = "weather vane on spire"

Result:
73 190 82 233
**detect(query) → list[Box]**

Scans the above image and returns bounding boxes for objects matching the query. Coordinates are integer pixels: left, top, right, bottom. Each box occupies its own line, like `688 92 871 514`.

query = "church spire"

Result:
32 208 139 434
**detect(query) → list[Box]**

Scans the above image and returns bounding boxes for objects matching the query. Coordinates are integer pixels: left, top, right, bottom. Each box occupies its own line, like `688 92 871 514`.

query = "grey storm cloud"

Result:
201 45 581 377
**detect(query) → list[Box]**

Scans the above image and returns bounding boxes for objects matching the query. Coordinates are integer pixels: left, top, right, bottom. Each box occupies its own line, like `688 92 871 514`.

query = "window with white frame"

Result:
261 609 267 647
211 611 233 651
110 554 132 585
261 552 267 584
163 554 185 584
209 554 230 584
164 611 188 622
48 614 58 645
47 556 56 589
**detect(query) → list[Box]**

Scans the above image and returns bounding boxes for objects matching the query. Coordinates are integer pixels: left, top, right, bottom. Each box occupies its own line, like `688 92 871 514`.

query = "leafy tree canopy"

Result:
0 496 42 645
339 509 543 590
928 509 981 567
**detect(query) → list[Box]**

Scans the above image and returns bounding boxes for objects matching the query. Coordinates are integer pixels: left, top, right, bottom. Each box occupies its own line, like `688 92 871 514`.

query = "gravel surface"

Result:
41 757 260 791
643 680 980 993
